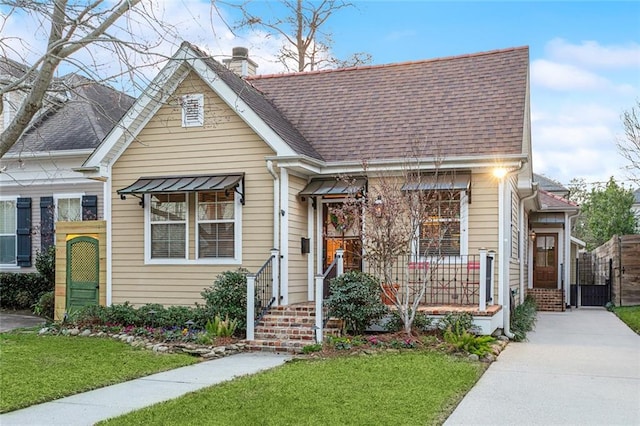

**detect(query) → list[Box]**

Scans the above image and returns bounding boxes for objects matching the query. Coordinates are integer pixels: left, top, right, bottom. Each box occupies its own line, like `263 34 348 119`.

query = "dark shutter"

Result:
40 196 55 250
16 197 32 267
82 195 98 220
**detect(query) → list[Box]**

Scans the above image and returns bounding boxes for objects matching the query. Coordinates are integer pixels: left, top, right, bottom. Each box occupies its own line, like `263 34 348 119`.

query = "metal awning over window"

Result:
118 174 245 205
299 177 367 196
400 172 471 192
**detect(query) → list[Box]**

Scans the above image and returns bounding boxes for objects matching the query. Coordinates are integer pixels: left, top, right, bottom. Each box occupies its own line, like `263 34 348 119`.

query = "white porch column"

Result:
104 165 112 306
479 248 487 312
315 274 324 343
271 248 279 306
336 248 344 277
246 274 256 341
307 199 315 301
280 168 289 305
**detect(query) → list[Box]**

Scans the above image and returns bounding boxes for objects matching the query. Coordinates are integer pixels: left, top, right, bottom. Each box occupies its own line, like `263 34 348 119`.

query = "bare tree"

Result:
233 0 371 72
0 0 207 157
618 100 640 185
334 160 457 335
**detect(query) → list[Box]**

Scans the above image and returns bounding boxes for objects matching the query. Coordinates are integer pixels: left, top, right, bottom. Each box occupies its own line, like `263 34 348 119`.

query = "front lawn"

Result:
613 305 640 334
102 351 484 425
0 332 198 413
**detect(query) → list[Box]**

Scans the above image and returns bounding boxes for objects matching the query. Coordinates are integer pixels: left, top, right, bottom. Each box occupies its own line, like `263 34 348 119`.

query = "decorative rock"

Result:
120 335 129 342
213 346 226 354
491 329 503 338
482 354 496 363
152 345 169 353
96 332 105 337
38 327 49 335
468 354 480 362
69 328 80 336
61 329 70 336
497 336 510 342
202 352 219 359
182 348 210 355
80 329 92 337
126 336 135 343
363 349 377 356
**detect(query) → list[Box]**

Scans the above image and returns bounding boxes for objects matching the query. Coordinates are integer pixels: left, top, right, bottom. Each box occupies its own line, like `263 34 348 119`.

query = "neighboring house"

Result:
78 42 544 338
530 174 585 310
0 57 134 272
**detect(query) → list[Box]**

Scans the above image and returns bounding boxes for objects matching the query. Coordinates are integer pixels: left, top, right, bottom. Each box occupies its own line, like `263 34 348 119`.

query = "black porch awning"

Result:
117 174 244 195
400 172 471 191
299 177 367 196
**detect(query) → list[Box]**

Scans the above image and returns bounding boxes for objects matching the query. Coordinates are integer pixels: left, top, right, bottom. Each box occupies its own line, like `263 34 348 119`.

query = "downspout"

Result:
266 160 279 250
104 165 112 306
519 183 538 304
498 162 524 339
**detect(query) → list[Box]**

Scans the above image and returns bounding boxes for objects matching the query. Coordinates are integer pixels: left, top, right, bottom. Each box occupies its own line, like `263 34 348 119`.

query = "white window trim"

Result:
145 193 189 264
144 191 242 265
411 190 468 263
181 93 204 127
0 196 18 267
54 193 84 222
195 190 242 262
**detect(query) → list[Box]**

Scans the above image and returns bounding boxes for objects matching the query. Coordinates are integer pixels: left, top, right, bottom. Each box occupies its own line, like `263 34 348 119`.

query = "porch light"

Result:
373 195 383 217
493 167 508 179
529 230 536 241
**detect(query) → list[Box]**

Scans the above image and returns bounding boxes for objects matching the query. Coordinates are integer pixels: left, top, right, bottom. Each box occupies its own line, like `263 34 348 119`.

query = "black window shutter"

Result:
82 195 98 220
16 197 32 267
40 196 55 251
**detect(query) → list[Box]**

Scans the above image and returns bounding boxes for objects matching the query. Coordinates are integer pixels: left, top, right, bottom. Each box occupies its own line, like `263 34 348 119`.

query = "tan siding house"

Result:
79 41 563 337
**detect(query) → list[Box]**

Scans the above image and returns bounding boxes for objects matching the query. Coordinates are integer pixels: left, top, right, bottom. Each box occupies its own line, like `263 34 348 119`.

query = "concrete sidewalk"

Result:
0 352 292 426
445 307 640 425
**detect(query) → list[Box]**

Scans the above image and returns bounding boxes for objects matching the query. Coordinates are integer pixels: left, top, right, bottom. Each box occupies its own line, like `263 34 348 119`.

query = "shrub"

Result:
444 330 495 357
32 291 55 320
35 246 56 286
201 269 250 335
439 312 477 334
384 310 433 333
75 305 109 326
104 302 140 326
325 271 388 335
205 315 238 338
0 273 50 310
511 295 538 342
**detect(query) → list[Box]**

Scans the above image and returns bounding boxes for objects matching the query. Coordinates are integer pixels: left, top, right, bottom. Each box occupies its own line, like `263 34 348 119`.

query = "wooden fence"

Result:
593 235 640 306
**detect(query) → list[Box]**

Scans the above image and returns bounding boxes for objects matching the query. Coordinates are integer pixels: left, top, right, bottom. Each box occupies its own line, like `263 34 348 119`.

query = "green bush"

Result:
384 310 433 333
439 312 477 334
325 271 388 335
511 295 538 341
444 330 495 357
74 303 207 329
35 246 56 286
0 273 50 310
201 269 250 335
205 315 238 338
32 291 55 320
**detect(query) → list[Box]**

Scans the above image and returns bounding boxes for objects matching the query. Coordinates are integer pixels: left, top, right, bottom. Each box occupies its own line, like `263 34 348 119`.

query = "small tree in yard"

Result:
334 161 457 335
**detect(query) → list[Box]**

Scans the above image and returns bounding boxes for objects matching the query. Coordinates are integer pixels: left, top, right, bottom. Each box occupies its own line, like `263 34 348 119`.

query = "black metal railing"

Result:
367 254 483 306
254 254 277 326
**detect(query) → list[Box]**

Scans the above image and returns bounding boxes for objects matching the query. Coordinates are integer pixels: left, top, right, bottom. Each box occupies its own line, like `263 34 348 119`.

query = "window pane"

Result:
199 223 234 258
151 223 185 258
0 200 16 234
0 235 16 264
198 192 234 221
151 194 186 222
58 198 81 221
420 191 461 256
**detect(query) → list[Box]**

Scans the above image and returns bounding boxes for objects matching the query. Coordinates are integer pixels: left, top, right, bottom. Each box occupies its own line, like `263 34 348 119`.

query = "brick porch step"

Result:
248 303 342 354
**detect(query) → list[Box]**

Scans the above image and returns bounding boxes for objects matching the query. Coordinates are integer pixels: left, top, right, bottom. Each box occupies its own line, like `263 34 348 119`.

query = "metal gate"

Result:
570 257 612 307
66 236 100 311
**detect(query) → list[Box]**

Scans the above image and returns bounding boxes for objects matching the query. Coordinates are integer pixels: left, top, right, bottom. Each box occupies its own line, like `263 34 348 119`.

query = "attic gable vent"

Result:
181 94 204 127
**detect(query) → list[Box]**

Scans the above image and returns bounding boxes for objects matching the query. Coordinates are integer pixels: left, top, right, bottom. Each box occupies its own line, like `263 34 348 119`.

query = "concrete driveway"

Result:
445 307 640 425
0 312 45 332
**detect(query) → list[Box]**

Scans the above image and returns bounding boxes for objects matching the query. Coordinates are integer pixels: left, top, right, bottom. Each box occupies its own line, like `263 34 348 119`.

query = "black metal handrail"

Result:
254 254 276 326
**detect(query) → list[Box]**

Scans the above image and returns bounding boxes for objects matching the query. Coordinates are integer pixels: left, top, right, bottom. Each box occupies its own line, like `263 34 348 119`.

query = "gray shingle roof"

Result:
247 47 529 162
6 73 134 154
534 173 569 193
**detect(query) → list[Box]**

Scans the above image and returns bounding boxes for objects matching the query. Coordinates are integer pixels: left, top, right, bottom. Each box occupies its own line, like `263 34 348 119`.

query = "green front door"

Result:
66 236 99 311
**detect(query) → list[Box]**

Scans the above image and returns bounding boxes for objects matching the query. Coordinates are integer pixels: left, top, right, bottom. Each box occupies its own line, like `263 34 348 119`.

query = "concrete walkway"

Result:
445 307 640 425
0 352 292 425
0 311 45 332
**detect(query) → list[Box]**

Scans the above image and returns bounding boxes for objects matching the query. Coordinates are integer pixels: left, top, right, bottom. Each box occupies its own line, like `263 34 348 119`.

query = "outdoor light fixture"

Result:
373 195 383 217
492 167 508 179
529 230 536 241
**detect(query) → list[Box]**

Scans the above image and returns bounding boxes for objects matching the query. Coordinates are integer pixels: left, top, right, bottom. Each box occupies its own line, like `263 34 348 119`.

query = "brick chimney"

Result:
222 47 258 77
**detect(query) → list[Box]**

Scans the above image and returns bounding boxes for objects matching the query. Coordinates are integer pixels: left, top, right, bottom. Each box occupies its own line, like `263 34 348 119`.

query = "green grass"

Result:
0 332 198 413
613 305 640 334
102 351 484 426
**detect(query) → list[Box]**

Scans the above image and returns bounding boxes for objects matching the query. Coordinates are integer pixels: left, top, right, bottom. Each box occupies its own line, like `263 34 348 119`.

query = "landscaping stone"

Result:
482 354 496 363
497 335 509 342
69 328 80 336
80 329 92 337
468 354 480 362
38 327 49 335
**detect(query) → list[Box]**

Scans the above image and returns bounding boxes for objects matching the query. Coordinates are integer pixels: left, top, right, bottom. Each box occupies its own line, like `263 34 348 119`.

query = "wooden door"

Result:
533 233 558 289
